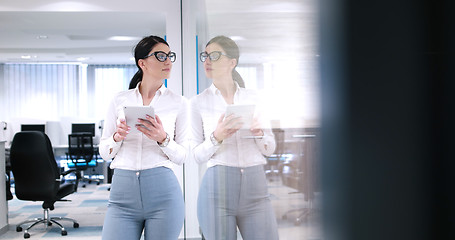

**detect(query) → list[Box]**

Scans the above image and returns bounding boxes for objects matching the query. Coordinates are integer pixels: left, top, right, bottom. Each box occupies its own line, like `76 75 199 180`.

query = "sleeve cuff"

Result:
107 136 122 153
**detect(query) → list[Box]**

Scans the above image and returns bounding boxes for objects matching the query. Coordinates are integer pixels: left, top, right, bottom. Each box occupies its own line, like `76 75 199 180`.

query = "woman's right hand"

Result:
113 119 130 142
212 113 243 142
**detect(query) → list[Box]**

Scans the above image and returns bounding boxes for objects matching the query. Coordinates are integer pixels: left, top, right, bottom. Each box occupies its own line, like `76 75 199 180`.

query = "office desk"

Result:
5 143 107 191
53 145 107 183
52 144 99 157
2 144 97 157
52 144 99 162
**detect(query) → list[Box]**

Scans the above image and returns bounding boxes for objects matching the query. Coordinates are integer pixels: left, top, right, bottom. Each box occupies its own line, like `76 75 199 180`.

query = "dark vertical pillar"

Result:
319 0 455 239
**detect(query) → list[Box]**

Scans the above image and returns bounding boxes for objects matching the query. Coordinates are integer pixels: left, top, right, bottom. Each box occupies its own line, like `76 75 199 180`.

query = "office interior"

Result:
0 0 322 239
3 0 454 240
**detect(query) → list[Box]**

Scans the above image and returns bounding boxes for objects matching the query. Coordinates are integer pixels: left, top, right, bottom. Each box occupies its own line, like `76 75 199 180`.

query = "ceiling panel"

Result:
0 12 166 64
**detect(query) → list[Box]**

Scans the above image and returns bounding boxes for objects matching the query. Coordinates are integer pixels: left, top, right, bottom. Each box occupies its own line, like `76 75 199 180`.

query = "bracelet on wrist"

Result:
210 132 222 146
158 133 170 147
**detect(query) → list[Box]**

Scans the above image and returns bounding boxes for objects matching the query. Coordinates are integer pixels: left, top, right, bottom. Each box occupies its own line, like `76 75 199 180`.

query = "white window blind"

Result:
0 63 80 121
87 65 136 120
0 63 136 122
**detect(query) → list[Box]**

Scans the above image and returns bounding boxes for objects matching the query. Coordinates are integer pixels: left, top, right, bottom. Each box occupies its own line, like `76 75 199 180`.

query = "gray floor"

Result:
0 178 322 240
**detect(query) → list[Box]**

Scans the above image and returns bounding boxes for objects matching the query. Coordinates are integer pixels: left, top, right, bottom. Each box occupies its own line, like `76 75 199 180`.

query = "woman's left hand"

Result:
137 114 168 143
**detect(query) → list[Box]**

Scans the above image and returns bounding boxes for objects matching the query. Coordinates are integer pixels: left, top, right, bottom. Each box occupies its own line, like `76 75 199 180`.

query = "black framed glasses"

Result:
200 51 231 62
144 51 176 63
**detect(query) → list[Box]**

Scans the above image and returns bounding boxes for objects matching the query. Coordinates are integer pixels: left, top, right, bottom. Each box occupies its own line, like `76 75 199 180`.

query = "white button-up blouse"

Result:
99 83 188 171
190 83 276 168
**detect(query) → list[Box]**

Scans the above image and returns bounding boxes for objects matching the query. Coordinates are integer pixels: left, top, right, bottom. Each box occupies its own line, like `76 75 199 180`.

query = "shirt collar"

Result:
209 81 240 95
157 83 167 95
134 81 167 96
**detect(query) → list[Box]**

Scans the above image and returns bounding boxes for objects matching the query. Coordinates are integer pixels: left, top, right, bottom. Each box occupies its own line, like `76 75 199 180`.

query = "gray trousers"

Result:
197 165 279 240
102 167 184 240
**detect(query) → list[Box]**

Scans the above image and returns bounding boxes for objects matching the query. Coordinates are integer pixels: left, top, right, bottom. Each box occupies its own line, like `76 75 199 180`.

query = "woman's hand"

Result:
250 117 264 137
137 114 168 143
113 119 130 142
213 113 243 142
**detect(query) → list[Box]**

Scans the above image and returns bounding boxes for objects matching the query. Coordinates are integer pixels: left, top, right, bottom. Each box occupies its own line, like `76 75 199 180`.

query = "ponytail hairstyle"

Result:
128 35 169 89
206 36 245 88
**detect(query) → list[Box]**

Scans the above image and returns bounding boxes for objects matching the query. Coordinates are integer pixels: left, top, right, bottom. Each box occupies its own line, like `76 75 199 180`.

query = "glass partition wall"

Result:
183 0 321 239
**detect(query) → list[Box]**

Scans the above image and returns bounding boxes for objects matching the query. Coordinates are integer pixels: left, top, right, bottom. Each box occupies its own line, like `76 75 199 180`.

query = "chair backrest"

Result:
272 128 285 156
10 131 60 201
297 130 319 200
67 133 94 165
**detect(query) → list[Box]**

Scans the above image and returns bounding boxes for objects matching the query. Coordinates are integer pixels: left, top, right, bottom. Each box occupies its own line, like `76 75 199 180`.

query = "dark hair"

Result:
206 36 245 88
128 35 169 89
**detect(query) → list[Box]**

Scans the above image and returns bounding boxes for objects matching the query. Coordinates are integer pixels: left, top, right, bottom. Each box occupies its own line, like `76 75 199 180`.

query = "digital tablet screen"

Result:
225 104 256 129
123 106 155 133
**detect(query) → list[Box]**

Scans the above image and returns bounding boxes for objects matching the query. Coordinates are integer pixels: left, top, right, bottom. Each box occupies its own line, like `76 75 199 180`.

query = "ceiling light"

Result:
108 36 141 41
36 35 48 39
229 36 245 41
21 55 32 59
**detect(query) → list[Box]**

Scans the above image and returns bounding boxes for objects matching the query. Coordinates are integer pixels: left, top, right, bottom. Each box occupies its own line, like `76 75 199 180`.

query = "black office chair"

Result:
281 132 319 225
66 133 100 188
10 131 79 238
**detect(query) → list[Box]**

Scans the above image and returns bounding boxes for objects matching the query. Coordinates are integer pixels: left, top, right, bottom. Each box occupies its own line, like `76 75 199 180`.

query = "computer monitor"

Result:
71 123 95 137
21 124 45 132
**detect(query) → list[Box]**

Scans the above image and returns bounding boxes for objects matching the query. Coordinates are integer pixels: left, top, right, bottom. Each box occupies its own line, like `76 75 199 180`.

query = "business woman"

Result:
99 35 187 240
191 35 279 240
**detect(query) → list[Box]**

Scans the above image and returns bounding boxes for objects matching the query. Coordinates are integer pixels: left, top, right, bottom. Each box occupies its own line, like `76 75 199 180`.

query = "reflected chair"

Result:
281 133 319 225
10 131 79 238
66 133 100 188
265 128 285 181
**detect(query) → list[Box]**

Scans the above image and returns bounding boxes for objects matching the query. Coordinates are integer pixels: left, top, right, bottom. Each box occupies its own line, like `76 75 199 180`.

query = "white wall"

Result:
0 142 8 234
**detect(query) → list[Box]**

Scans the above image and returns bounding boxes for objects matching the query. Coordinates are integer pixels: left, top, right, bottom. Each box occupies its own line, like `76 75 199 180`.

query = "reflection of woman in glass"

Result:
99 35 186 240
191 36 279 240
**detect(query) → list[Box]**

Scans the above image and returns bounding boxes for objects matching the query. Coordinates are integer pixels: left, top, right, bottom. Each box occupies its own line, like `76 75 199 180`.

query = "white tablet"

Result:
225 104 256 129
123 106 155 133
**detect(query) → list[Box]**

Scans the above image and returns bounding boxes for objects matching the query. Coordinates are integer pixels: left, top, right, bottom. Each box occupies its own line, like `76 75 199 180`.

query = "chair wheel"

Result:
97 182 100 185
24 232 30 238
16 226 23 232
47 222 52 226
61 230 67 236
74 222 80 228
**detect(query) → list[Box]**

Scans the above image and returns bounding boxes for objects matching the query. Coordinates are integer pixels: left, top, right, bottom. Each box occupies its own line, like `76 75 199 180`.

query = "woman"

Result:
191 36 279 240
99 35 186 240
